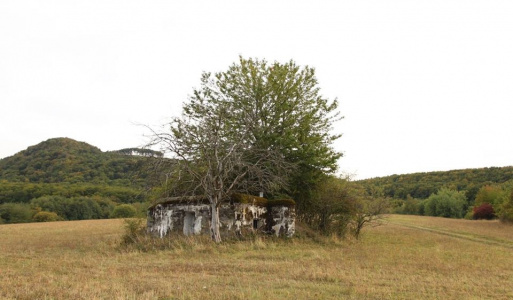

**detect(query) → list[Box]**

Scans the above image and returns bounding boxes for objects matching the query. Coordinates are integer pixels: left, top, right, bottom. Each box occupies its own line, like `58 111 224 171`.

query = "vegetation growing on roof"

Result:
150 196 210 208
151 193 295 209
230 193 268 207
267 199 296 208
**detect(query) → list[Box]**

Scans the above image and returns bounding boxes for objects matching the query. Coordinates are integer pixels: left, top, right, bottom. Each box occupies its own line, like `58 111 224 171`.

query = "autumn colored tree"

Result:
472 203 495 220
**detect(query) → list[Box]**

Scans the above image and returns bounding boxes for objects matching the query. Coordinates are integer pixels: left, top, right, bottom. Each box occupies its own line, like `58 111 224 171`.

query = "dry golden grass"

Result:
387 214 513 245
1 215 512 299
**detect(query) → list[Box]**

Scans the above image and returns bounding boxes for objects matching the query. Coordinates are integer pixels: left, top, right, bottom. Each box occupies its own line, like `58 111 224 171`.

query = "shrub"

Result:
31 196 112 220
499 190 513 223
121 218 146 245
424 188 467 218
93 197 116 218
350 196 388 240
299 176 354 236
65 197 103 220
0 203 34 223
464 210 474 220
394 195 422 215
33 211 61 222
131 202 151 218
111 204 137 218
30 196 68 219
474 185 507 208
472 203 495 220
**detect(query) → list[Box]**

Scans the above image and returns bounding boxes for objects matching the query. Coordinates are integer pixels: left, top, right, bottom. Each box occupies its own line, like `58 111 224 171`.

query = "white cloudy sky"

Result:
1 0 512 180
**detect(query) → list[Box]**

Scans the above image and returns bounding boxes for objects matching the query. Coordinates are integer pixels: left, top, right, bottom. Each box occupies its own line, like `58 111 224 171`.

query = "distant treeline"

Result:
359 166 513 202
0 181 147 204
0 138 165 224
0 181 151 224
0 196 147 224
359 167 513 221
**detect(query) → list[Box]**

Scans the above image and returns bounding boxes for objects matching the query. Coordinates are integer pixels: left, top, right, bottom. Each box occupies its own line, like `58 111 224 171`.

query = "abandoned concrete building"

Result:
147 193 296 238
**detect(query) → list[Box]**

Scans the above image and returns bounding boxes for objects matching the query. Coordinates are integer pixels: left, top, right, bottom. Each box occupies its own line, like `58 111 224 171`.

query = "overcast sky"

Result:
1 1 512 180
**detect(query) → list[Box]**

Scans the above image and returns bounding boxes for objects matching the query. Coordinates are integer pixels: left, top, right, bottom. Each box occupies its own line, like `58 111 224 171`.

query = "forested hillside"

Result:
2 137 512 224
0 138 157 186
359 167 513 221
359 167 513 201
0 138 161 223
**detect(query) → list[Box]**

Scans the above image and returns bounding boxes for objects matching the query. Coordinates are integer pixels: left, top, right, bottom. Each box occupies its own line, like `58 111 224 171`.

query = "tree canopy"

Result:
216 57 342 203
151 57 342 242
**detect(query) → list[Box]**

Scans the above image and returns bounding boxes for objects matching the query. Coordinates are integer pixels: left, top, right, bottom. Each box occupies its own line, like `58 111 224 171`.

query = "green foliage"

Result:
30 196 122 221
300 176 354 236
93 197 117 218
423 188 467 218
0 138 157 198
469 184 513 220
359 166 513 202
474 185 508 208
121 218 146 245
498 190 513 223
0 203 34 223
33 211 61 222
64 197 103 220
152 57 339 242
0 181 145 204
192 57 342 204
111 204 137 218
130 201 151 218
0 138 165 223
393 195 423 215
349 189 388 240
30 196 69 217
360 167 513 220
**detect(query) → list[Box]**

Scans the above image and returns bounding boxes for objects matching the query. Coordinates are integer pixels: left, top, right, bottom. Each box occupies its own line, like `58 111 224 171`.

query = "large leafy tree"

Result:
152 57 341 242
204 57 342 205
152 76 290 242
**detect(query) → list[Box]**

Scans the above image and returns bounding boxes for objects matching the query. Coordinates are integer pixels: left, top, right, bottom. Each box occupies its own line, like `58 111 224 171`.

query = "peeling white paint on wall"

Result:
148 197 295 238
153 206 173 238
193 215 202 235
245 204 267 226
271 206 295 237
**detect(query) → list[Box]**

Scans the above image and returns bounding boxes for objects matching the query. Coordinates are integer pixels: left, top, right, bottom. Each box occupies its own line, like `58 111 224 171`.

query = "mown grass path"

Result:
386 216 513 249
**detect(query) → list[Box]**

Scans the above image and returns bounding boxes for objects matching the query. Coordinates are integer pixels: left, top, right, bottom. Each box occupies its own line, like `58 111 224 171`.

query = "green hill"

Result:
0 138 161 204
0 138 157 185
358 166 513 201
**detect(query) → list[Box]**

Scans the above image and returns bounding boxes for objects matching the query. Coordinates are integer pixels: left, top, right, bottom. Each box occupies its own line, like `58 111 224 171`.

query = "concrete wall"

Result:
147 201 295 238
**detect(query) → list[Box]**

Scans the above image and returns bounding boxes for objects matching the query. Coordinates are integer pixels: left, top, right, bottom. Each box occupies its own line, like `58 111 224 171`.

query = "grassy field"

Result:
1 215 512 299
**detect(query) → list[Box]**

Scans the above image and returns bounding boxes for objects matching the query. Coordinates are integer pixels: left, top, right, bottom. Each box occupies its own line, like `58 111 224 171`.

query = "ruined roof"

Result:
150 193 295 209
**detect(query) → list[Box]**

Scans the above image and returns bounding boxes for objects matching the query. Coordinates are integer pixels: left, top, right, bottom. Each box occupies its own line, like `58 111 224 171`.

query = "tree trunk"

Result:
210 203 222 243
